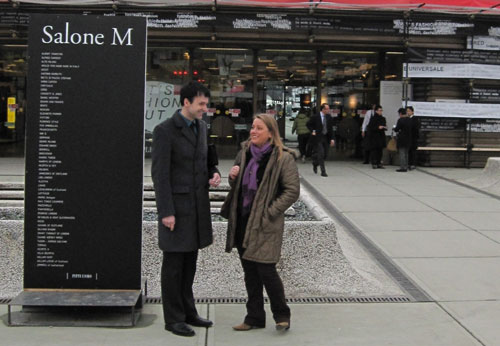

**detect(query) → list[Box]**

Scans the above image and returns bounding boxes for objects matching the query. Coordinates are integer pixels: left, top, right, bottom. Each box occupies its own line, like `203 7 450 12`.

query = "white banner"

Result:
407 101 500 119
403 63 500 79
467 36 500 51
380 81 403 131
144 81 181 133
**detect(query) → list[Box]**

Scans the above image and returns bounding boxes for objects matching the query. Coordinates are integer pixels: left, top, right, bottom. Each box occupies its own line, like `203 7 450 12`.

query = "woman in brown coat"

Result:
221 113 300 332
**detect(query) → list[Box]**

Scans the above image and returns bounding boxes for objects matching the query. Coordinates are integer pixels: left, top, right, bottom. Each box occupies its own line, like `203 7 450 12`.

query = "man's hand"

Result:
162 215 175 231
330 139 335 147
229 165 240 180
362 131 365 138
209 172 221 187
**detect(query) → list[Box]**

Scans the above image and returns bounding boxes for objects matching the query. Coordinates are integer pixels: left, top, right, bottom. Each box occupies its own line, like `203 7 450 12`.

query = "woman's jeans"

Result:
237 247 290 327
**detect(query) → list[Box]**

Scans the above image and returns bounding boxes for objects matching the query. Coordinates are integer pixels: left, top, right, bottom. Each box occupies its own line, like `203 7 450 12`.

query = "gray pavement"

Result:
1 157 500 345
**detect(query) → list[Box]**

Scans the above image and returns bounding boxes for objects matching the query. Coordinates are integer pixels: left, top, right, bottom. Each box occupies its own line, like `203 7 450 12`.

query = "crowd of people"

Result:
293 103 420 173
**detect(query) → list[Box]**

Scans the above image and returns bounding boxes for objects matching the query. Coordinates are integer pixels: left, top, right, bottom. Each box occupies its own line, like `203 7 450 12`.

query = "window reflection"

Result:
193 48 254 145
322 50 379 114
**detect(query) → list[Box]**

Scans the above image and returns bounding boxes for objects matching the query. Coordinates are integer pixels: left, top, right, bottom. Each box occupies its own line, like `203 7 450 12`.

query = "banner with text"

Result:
407 101 500 119
403 63 500 79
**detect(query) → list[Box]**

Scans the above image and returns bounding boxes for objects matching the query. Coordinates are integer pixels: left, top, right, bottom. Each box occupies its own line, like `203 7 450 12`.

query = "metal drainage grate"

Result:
0 298 12 304
145 296 411 304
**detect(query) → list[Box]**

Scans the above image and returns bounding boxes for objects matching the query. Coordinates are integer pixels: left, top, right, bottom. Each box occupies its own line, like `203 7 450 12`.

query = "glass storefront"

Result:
1 44 398 158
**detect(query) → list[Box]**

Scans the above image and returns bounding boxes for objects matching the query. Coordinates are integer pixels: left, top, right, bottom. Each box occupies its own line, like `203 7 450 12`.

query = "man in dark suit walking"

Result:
152 82 220 337
406 106 420 170
306 103 335 177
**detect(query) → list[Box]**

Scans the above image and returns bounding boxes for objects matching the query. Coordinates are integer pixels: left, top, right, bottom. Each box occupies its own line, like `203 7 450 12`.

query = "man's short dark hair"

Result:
406 106 414 112
398 108 406 115
320 103 329 111
375 104 383 111
180 81 210 106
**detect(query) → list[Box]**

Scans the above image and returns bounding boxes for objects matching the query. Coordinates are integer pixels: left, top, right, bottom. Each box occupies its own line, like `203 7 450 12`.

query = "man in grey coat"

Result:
152 81 220 337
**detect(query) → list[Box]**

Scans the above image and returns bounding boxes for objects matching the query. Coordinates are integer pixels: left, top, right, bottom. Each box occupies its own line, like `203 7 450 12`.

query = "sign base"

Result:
8 290 142 327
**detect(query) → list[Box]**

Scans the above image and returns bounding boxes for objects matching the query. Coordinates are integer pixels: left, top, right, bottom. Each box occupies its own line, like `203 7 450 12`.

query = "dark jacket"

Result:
409 116 420 149
152 110 219 252
306 112 334 144
221 141 300 264
366 114 387 150
394 116 413 149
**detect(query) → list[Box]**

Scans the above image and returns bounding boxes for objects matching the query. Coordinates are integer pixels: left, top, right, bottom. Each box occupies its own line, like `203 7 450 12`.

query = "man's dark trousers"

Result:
161 251 199 324
312 135 329 174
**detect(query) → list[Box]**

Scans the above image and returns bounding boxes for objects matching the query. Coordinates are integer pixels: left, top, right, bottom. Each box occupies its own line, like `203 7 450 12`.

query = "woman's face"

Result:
250 118 272 147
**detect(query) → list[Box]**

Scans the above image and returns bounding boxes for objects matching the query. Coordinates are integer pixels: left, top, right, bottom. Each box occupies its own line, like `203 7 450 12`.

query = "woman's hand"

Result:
229 165 240 180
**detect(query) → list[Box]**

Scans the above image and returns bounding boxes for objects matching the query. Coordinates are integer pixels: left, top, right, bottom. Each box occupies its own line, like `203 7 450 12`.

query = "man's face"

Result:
322 105 330 114
376 107 383 115
406 108 413 116
183 94 209 121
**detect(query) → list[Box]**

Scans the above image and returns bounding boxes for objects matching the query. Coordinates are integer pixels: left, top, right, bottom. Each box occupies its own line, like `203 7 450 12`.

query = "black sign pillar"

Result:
12 14 147 326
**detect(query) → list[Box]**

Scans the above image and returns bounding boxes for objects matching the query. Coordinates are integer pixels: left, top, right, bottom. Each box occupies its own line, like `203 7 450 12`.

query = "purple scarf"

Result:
242 142 273 213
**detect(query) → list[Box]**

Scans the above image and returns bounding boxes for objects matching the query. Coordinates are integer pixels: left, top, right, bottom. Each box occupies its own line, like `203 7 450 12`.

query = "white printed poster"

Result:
407 101 500 119
467 36 500 51
380 81 404 132
144 81 181 133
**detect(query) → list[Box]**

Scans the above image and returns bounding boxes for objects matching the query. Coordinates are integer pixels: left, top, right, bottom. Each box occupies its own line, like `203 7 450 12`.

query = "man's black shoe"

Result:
165 322 195 337
321 172 328 177
313 165 318 174
396 169 407 172
186 316 213 328
362 161 369 164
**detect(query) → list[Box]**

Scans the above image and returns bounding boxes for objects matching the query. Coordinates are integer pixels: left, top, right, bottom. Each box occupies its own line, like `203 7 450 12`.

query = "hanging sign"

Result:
403 63 500 79
407 101 500 119
467 36 500 51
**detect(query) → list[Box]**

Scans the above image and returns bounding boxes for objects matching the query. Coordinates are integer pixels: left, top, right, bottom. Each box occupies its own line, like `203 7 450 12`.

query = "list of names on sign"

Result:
25 14 146 290
35 51 76 270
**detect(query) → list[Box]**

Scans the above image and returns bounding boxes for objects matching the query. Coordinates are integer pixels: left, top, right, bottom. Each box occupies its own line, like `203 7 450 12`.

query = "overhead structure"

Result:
2 0 500 14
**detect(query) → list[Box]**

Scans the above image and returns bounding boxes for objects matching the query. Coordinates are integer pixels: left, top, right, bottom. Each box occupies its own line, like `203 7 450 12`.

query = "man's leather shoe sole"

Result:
165 322 195 337
232 322 264 331
276 321 290 331
186 316 213 328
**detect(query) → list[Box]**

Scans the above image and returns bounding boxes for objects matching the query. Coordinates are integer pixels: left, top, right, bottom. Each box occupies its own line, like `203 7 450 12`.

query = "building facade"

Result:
1 0 500 165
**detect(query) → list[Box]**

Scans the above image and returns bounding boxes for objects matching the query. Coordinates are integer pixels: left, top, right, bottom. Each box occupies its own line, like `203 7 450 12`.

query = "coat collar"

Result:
172 110 198 147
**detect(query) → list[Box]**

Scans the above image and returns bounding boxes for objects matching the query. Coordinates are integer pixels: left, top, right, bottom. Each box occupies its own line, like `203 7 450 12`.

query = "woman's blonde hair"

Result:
253 113 284 159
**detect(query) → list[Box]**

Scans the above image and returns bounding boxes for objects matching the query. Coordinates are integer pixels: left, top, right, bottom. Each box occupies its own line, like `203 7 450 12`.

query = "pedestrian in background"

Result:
366 105 387 169
394 107 412 172
291 107 310 163
221 113 300 332
306 103 335 177
361 104 376 164
406 106 420 170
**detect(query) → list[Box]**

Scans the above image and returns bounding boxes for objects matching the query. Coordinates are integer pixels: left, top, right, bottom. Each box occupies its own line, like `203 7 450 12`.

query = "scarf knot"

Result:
241 142 272 214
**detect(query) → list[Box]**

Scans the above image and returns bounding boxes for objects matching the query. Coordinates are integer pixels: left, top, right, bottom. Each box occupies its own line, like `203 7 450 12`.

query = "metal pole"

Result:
252 49 258 114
